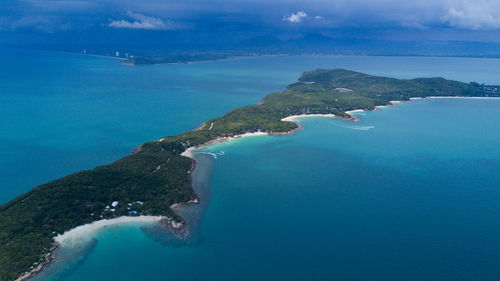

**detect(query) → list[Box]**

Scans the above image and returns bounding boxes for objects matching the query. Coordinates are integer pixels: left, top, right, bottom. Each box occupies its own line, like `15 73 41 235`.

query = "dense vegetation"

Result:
0 69 495 281
0 149 194 280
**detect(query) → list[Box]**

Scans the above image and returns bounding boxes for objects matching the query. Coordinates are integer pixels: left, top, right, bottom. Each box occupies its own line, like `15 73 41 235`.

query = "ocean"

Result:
2 49 500 280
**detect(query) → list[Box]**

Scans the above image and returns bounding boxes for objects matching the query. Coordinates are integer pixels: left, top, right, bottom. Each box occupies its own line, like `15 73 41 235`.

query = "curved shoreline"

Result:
175 113 337 229
345 96 500 122
15 245 57 281
20 130 274 280
281 113 336 122
181 114 336 159
20 131 275 281
180 131 269 159
15 216 163 281
53 216 164 247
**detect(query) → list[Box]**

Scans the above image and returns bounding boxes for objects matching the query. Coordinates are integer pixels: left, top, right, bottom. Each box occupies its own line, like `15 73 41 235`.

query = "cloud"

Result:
4 0 500 39
441 2 500 30
108 11 179 30
283 11 307 23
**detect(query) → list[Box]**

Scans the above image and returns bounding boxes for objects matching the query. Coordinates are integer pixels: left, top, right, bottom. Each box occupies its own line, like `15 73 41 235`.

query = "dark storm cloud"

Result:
2 0 500 38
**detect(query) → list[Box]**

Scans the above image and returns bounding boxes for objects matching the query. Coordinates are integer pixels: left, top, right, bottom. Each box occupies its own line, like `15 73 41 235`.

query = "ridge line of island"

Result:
2 69 500 281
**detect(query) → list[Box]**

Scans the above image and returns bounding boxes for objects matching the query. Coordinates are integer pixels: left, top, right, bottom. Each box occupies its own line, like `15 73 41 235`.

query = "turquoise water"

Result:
3 49 500 203
38 98 500 281
2 49 500 280
0 49 290 202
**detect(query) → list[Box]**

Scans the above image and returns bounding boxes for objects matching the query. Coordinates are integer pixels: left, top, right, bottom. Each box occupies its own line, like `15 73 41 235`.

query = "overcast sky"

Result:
2 0 500 42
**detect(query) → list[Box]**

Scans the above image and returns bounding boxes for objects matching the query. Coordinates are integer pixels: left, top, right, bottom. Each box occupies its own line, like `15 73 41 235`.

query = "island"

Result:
1 69 497 281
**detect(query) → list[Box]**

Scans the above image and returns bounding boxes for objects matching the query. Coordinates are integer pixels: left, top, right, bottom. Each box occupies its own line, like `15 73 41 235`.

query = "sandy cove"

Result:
181 114 337 159
345 103 398 121
15 216 164 281
281 113 335 122
53 216 163 248
21 207 198 278
181 131 268 159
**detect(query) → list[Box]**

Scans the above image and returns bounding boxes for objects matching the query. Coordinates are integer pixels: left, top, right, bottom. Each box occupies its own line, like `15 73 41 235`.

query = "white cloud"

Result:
441 1 500 29
283 11 307 23
314 15 323 20
108 11 178 30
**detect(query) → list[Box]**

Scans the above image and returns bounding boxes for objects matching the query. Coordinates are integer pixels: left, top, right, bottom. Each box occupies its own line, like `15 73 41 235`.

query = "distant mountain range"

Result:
4 31 500 59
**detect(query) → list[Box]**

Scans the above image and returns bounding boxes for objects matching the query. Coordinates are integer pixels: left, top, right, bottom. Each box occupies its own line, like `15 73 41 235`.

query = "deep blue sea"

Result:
2 49 500 280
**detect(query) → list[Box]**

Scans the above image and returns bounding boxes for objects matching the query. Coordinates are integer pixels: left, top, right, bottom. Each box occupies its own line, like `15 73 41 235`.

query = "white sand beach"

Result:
181 114 336 158
54 216 162 248
180 131 268 159
281 114 335 122
345 109 365 115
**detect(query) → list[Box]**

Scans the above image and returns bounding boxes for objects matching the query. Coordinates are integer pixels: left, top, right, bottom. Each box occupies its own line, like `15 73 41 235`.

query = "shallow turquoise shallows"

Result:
2 49 500 280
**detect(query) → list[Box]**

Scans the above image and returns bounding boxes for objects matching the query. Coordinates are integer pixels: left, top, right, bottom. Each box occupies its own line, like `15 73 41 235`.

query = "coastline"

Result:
17 97 496 280
117 54 293 66
15 244 57 281
10 66 499 281
15 216 163 281
176 113 337 223
180 131 269 159
18 131 276 281
15 96 497 279
180 113 337 159
59 51 500 67
346 96 500 122
281 114 335 122
176 113 336 227
180 97 500 160
53 216 164 248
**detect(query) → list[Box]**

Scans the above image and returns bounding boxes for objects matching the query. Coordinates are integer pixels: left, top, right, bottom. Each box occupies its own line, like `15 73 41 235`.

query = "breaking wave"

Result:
199 151 225 159
342 125 375 131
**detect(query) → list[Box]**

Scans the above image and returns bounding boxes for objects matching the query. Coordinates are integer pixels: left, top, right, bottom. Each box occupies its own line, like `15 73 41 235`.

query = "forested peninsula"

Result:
1 69 497 281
